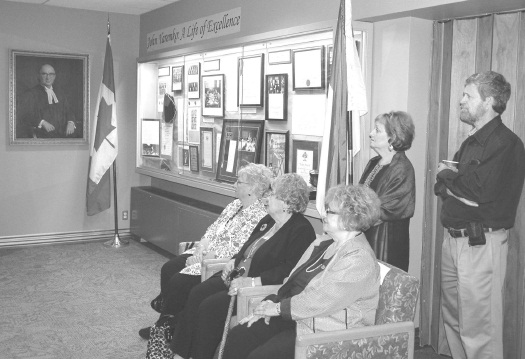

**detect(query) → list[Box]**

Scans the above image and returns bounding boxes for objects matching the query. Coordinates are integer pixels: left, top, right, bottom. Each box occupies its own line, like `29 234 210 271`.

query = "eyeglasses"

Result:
324 205 340 215
40 73 56 77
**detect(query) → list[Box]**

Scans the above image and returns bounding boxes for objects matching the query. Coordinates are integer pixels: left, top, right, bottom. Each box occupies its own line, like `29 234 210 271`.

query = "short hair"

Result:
325 184 380 232
238 163 274 199
375 111 415 152
271 173 310 213
465 71 511 115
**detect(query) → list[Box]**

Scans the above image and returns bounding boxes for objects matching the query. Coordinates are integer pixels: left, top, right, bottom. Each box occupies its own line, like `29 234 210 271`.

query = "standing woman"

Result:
359 111 415 271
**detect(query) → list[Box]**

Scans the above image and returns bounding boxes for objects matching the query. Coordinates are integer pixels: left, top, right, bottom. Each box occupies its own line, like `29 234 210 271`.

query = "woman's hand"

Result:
228 277 249 296
239 313 265 327
221 259 236 282
253 300 280 323
185 254 201 266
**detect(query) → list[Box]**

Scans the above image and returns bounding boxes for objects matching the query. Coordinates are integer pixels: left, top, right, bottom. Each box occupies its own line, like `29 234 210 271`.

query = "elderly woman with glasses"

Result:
139 163 272 339
221 184 381 359
170 173 316 359
359 111 416 271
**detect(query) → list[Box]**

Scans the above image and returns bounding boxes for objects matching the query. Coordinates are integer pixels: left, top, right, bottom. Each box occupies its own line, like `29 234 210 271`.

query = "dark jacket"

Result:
232 213 316 285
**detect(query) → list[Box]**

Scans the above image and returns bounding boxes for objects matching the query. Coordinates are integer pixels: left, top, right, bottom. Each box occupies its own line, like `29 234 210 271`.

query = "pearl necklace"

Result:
305 247 329 273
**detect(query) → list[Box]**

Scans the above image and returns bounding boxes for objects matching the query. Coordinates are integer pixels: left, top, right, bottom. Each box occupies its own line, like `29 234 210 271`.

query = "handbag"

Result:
145 315 176 359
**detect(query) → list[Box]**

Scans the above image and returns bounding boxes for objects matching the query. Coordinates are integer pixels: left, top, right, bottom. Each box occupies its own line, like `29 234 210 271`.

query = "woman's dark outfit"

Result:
359 151 415 271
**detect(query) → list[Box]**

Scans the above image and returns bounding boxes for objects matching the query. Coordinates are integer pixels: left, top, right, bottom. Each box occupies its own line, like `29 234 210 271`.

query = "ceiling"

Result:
0 0 181 15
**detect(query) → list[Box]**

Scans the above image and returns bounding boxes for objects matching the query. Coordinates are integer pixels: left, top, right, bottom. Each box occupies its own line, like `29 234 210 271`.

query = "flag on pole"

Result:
87 21 118 216
316 0 368 216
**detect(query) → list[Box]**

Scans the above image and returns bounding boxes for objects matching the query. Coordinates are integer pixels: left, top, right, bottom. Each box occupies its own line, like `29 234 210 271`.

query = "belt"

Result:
447 227 502 238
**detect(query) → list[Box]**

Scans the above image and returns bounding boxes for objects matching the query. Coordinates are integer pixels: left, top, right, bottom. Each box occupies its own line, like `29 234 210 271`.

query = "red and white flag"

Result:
87 23 117 216
316 0 367 216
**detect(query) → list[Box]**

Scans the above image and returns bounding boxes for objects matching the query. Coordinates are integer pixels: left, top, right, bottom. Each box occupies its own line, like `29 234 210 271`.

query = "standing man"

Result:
435 71 525 359
18 64 77 138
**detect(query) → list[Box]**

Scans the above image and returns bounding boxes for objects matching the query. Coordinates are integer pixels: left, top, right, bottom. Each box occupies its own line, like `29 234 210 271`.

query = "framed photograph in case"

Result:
141 118 160 157
200 127 215 173
189 145 199 172
238 54 264 107
187 63 200 99
326 45 334 86
216 120 265 183
158 66 170 77
265 131 289 177
265 74 288 121
202 74 224 117
292 139 320 184
292 46 325 90
172 65 183 92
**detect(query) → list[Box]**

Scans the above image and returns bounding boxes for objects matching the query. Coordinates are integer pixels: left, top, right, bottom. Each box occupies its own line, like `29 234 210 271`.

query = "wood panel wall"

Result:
421 11 525 359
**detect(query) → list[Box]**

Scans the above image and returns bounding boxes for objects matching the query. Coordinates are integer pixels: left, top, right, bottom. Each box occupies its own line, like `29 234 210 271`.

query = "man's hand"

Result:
66 121 76 135
41 120 55 132
438 162 458 173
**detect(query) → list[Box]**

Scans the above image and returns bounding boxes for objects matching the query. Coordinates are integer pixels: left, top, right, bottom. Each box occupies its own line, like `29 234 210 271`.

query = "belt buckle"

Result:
448 228 466 238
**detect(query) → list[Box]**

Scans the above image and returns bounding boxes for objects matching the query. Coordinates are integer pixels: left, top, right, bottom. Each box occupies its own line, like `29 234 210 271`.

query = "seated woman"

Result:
222 184 381 359
170 173 316 359
139 163 272 339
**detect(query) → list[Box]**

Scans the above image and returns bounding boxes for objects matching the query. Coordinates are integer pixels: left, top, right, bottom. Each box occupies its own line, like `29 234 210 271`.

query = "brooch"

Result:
260 224 267 231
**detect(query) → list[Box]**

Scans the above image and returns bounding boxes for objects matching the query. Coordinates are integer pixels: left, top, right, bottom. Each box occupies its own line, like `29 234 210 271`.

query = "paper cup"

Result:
441 160 459 169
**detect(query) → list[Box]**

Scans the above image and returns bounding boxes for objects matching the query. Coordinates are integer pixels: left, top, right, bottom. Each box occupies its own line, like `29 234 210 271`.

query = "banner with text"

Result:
147 8 242 52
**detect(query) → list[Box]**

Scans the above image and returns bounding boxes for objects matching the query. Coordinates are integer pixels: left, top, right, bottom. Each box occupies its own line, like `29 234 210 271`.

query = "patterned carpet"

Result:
0 239 165 359
0 238 448 359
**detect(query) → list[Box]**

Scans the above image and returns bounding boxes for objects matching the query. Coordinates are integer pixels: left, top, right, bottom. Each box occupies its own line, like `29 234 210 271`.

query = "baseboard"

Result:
0 229 134 248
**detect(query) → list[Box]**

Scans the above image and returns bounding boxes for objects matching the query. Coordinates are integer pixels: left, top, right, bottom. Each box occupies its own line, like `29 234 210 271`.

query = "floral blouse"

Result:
180 198 267 275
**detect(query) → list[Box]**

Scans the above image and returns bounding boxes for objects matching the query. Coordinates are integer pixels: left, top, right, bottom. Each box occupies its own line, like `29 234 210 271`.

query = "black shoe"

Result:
150 294 164 313
139 326 151 340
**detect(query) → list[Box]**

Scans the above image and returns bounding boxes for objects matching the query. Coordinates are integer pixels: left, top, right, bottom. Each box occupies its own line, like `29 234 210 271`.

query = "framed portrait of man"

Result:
9 50 89 145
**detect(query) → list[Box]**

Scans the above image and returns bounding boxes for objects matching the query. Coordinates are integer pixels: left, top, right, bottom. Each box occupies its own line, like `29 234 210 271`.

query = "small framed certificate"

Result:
292 47 325 90
200 127 215 173
268 50 291 65
189 145 199 172
265 131 289 177
238 54 264 107
292 139 320 184
203 59 220 72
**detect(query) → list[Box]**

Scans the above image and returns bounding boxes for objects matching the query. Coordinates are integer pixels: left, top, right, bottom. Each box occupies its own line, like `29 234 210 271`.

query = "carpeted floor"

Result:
0 238 448 359
0 239 165 359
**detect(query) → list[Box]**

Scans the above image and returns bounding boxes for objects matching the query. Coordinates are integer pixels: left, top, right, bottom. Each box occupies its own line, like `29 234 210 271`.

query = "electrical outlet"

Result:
122 210 128 220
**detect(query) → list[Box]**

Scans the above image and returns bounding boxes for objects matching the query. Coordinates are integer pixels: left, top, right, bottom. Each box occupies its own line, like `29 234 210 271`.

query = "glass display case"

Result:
136 25 370 201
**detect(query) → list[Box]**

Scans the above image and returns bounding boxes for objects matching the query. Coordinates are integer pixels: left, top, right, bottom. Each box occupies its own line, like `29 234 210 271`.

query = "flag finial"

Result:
107 15 110 35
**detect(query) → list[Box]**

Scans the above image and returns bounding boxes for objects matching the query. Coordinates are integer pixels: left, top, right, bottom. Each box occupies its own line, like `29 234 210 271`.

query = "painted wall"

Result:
0 2 149 239
371 17 433 279
140 0 340 59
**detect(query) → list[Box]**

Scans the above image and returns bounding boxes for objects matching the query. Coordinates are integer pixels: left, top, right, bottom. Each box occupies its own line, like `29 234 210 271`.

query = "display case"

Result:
136 25 371 209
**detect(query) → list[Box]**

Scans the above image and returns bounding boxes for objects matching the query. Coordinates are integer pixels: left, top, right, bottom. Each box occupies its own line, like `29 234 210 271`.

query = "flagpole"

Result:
104 160 128 247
